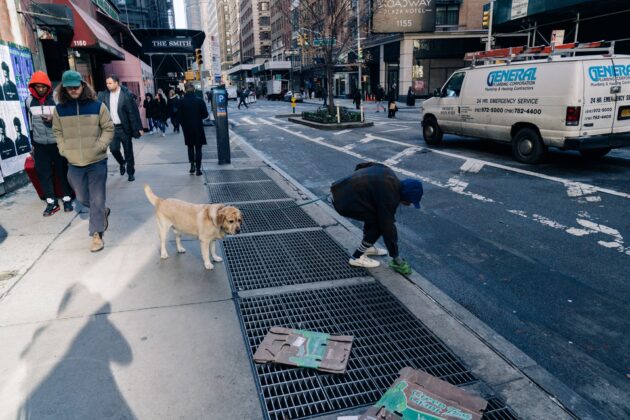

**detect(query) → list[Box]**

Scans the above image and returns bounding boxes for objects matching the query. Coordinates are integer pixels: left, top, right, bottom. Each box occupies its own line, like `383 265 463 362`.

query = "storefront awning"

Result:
96 10 142 56
54 0 125 60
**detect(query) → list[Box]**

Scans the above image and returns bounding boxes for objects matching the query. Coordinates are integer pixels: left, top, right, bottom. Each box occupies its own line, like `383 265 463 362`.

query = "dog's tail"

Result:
144 184 160 207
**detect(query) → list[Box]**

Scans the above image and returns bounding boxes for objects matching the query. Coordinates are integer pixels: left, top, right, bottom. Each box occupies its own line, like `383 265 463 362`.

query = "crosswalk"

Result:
228 115 416 129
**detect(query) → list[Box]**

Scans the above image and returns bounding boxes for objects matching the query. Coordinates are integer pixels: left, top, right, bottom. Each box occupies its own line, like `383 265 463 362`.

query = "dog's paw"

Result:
177 247 187 254
160 252 169 259
204 262 214 270
212 255 223 263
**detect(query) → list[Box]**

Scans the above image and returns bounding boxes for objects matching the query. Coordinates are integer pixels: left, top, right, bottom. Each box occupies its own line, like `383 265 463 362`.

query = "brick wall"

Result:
460 0 486 30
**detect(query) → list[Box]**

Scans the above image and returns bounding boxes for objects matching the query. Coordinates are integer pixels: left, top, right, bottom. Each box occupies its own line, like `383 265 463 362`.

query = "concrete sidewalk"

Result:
0 126 583 419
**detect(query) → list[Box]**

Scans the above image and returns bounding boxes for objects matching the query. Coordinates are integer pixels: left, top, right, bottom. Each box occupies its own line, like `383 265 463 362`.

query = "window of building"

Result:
260 2 269 11
436 5 459 26
259 16 270 26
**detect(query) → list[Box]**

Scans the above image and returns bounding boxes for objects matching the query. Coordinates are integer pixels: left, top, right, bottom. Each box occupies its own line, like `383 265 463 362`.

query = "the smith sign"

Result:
143 38 195 54
372 0 436 33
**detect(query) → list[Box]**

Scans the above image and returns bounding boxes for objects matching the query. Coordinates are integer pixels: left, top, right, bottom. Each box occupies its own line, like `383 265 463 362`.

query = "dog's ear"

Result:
213 205 226 227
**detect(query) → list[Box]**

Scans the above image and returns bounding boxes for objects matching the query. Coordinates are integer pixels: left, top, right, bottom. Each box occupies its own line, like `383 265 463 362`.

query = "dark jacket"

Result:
387 89 397 103
153 98 168 121
330 162 401 256
143 97 155 118
98 86 143 138
167 95 180 117
177 92 209 146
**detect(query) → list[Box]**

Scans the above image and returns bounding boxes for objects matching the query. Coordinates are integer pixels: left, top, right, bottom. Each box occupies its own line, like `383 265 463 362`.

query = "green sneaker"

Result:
389 259 412 275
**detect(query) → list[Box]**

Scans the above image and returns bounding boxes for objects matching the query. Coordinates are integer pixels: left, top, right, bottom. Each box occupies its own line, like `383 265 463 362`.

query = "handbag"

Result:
389 102 397 111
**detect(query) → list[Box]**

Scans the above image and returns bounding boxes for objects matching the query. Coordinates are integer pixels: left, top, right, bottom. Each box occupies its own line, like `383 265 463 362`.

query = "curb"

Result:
229 128 606 420
287 117 374 130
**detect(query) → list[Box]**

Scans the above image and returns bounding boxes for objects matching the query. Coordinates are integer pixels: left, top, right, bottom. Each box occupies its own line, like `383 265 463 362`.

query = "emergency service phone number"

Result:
474 107 542 115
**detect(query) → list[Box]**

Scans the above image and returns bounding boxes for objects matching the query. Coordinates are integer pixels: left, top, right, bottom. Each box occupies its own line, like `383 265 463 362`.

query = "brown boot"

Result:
90 232 104 252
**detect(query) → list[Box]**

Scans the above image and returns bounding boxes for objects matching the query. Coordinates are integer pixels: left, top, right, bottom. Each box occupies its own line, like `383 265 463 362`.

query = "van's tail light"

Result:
566 106 581 126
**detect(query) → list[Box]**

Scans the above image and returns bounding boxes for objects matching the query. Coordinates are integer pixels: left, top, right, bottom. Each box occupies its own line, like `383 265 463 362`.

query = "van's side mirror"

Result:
433 89 442 98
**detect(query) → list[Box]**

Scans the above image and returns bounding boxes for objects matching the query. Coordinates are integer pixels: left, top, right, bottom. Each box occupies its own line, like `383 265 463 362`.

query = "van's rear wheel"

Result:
423 117 443 145
580 147 611 159
512 128 545 164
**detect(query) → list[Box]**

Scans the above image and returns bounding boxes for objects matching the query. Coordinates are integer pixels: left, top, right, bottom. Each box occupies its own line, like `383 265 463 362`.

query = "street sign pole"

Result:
357 0 362 98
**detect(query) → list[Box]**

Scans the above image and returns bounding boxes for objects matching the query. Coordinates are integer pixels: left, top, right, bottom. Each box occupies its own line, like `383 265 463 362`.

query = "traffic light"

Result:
358 47 363 61
482 3 490 29
195 48 203 66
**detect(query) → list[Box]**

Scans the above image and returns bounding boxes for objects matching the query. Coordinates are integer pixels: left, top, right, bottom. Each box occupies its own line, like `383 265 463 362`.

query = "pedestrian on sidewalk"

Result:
177 83 209 176
330 162 423 274
143 93 156 133
153 93 168 136
237 88 249 109
375 84 385 112
26 71 73 216
98 75 143 182
353 89 362 110
168 89 180 133
387 88 397 118
406 86 416 106
53 70 114 252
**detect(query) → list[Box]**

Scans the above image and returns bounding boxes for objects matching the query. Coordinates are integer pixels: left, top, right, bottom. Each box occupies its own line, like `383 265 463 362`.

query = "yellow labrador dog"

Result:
144 185 242 270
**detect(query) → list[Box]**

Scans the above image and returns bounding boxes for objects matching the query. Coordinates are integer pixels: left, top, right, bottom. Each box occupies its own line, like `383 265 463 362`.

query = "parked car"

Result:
284 91 303 102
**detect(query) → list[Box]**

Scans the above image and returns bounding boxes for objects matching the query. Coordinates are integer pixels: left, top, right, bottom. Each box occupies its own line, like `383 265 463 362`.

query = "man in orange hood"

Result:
26 71 73 216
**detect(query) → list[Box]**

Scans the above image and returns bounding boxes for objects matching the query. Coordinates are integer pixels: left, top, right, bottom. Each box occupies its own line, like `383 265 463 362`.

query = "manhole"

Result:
223 230 368 291
205 168 271 183
238 200 319 233
482 397 519 420
207 181 290 203
237 282 476 420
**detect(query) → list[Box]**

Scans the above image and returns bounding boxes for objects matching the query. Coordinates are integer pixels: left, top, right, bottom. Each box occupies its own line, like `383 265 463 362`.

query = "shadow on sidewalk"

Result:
18 284 135 420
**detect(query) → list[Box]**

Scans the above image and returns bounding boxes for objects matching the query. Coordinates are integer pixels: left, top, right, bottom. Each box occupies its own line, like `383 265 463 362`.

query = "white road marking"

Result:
241 117 257 125
381 128 409 133
508 210 630 257
459 159 485 174
384 147 423 166
334 129 352 136
229 119 241 126
366 134 630 200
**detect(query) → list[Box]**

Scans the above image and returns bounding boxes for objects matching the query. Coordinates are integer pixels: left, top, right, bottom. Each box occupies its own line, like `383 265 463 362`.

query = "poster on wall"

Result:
0 40 34 179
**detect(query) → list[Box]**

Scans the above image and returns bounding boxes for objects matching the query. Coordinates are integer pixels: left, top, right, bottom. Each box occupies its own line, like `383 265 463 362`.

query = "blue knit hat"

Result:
400 179 423 209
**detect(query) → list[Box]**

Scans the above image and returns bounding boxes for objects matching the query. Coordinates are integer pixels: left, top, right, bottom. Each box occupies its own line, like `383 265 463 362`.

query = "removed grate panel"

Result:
482 397 519 420
207 180 290 203
238 282 476 419
239 201 319 233
223 230 367 291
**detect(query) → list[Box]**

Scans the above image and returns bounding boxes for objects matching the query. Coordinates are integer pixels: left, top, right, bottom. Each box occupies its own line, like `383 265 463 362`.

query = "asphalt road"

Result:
223 98 630 418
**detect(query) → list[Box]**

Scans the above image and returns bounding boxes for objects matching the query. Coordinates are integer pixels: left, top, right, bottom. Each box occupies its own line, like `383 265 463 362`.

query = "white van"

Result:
421 43 630 163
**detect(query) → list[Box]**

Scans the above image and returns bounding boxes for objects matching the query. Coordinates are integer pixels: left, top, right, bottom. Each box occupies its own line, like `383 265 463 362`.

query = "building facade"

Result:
239 0 271 64
116 0 174 29
216 0 233 72
185 0 221 85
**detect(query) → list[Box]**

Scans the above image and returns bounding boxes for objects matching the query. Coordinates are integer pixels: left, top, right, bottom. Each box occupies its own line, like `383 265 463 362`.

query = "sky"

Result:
174 0 187 29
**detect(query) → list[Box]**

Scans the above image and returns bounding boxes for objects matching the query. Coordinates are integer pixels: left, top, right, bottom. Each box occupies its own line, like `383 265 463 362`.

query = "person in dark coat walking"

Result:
237 88 249 109
177 83 209 176
153 93 168 136
406 86 415 106
143 93 155 133
167 89 180 133
353 89 362 110
375 84 385 112
331 162 423 274
387 88 397 118
98 75 143 181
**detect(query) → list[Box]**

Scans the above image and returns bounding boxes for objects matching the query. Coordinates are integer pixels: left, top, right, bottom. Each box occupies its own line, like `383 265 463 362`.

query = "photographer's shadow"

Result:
19 284 135 420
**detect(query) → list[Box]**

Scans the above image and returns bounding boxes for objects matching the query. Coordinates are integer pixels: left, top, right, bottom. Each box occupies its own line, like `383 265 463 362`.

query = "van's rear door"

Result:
612 57 630 134
582 59 616 135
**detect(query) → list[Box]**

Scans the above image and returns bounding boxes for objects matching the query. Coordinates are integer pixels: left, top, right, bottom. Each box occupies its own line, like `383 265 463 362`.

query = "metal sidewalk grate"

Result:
203 149 249 159
207 180 290 203
482 397 519 420
205 168 271 183
223 230 368 291
239 201 319 233
237 282 476 419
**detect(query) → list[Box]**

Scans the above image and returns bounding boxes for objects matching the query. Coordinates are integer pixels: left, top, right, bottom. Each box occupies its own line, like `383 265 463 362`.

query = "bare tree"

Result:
289 0 371 113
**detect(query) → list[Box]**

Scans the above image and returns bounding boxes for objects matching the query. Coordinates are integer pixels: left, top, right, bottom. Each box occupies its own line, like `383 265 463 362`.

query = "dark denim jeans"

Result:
67 159 108 236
